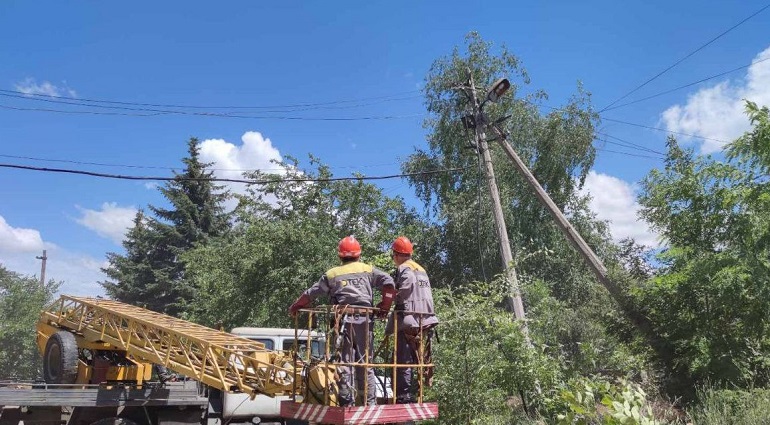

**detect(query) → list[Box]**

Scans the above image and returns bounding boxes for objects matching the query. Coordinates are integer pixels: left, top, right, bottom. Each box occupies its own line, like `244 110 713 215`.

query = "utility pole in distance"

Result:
36 249 47 287
465 70 528 336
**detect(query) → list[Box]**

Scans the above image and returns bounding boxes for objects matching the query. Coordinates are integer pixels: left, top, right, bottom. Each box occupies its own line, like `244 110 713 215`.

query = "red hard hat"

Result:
392 236 413 255
338 236 362 258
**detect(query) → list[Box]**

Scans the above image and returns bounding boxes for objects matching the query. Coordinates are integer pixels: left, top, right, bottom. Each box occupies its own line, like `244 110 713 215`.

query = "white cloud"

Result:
661 45 770 153
580 171 659 247
198 131 285 207
14 77 77 98
0 215 45 252
144 182 159 190
75 202 137 245
0 215 105 296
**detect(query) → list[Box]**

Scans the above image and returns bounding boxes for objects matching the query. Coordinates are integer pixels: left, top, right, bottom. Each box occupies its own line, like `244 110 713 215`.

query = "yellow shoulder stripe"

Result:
326 262 373 279
404 260 425 272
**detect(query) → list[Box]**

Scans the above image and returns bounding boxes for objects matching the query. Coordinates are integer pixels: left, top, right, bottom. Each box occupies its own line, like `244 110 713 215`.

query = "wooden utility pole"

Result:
464 73 672 367
467 71 528 334
36 249 47 287
485 123 667 355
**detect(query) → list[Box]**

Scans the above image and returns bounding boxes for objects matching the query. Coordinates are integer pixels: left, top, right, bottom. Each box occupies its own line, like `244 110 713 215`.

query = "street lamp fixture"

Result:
486 78 510 103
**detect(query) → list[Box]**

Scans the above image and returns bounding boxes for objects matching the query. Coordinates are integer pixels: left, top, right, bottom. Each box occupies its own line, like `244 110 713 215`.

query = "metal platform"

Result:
280 401 439 424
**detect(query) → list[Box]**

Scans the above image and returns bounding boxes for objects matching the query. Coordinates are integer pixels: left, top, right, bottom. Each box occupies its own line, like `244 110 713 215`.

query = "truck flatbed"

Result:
0 382 207 408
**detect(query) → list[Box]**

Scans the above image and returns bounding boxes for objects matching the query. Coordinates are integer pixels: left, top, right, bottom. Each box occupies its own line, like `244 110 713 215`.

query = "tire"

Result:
90 418 139 425
43 330 80 384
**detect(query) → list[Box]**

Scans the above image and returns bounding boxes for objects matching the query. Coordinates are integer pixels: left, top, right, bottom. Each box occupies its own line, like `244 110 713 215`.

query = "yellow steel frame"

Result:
294 305 435 406
39 296 299 396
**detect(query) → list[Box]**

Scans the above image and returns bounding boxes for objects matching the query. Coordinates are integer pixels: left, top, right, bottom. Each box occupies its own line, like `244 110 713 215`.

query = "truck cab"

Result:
221 327 324 425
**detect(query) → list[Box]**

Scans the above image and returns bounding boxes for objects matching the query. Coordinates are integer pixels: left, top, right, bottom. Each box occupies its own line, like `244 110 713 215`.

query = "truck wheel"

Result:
90 418 138 425
43 330 79 384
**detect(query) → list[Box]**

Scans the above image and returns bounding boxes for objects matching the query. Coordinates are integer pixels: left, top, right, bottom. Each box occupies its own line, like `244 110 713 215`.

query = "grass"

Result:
688 388 770 425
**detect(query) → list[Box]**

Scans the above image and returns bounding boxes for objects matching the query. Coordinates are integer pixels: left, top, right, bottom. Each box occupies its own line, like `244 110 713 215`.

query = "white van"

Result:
223 327 324 425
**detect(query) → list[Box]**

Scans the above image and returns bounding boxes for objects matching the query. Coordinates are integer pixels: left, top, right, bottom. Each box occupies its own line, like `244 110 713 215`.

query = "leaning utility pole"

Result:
485 122 660 337
36 249 47 287
465 75 667 359
466 70 528 334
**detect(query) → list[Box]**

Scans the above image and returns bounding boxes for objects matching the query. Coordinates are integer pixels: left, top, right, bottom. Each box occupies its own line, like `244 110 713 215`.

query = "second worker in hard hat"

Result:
289 235 395 407
379 236 439 404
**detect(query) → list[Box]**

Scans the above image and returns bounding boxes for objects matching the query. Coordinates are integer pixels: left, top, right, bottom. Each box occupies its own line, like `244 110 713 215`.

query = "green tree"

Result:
403 32 601 291
101 138 231 316
402 33 597 285
638 102 770 389
183 156 430 329
401 33 652 382
0 265 59 380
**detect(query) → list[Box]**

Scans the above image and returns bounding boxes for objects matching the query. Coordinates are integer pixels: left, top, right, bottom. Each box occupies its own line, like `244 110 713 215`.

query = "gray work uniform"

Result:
304 261 394 406
387 259 438 403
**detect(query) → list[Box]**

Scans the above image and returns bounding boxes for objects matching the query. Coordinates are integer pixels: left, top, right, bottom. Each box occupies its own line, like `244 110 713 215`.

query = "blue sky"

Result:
1 1 769 295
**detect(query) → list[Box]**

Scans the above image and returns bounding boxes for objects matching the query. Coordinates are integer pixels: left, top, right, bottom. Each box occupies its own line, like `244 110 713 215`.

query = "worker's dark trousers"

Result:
339 319 377 406
395 327 434 403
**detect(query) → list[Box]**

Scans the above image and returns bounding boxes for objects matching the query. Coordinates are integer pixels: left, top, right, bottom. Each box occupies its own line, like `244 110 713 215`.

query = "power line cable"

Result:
599 2 770 112
0 153 396 172
531 102 726 143
601 117 728 143
595 131 666 155
0 162 468 183
0 103 421 121
0 91 401 118
2 88 420 110
595 143 665 160
0 90 421 115
602 56 770 112
596 138 664 156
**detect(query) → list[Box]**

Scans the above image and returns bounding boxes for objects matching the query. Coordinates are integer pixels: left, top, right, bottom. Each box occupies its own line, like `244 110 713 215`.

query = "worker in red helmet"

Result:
288 235 395 407
380 236 439 404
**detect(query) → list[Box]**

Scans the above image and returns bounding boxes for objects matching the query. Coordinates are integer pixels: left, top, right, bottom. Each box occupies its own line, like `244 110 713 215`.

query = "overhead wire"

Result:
5 47 760 166
465 124 489 283
601 56 770 112
0 90 422 116
0 163 469 184
600 117 728 143
0 102 422 121
0 88 420 110
0 153 396 172
599 2 770 112
0 62 755 138
594 143 665 160
594 131 666 155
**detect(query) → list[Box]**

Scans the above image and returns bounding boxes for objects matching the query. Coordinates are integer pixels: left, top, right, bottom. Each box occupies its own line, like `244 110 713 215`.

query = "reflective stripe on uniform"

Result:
402 259 426 272
326 262 374 279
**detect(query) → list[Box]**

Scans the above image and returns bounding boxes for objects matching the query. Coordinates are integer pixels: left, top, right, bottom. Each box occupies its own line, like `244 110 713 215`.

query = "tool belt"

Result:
400 324 437 388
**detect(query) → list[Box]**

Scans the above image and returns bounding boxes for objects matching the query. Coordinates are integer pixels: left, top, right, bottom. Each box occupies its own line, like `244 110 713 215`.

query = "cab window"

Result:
282 339 324 359
248 338 274 350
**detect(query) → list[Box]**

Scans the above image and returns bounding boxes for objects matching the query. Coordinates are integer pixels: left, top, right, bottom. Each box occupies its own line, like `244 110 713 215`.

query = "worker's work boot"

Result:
338 383 354 407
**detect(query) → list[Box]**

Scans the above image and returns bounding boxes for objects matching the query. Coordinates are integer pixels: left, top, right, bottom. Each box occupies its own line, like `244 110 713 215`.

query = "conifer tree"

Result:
101 138 230 315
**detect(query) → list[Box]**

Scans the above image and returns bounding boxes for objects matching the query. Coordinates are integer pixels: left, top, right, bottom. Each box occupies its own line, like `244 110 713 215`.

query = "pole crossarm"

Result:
39 296 298 397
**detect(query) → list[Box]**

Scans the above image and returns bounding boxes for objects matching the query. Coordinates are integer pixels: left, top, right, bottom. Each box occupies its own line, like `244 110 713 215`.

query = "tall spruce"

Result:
101 138 230 316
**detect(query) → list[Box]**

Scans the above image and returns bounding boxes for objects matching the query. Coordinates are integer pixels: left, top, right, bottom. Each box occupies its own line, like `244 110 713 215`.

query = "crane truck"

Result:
0 296 438 425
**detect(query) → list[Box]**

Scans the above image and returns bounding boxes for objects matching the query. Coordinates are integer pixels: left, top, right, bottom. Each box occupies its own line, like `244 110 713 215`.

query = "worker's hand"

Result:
374 302 390 319
289 294 311 317
375 285 395 319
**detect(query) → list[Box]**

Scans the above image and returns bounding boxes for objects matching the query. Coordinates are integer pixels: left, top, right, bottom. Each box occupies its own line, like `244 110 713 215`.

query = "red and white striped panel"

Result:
280 401 439 424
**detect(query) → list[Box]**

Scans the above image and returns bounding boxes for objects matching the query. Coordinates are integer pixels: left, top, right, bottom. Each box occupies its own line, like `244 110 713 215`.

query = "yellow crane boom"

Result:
37 296 298 396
